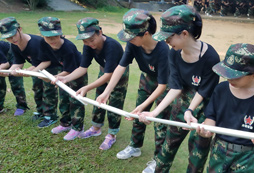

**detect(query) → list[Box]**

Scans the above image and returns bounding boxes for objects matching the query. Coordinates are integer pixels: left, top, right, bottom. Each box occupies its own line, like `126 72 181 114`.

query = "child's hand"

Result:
138 111 155 125
196 124 214 138
76 86 89 97
57 76 68 84
251 139 254 144
183 110 197 130
96 92 109 108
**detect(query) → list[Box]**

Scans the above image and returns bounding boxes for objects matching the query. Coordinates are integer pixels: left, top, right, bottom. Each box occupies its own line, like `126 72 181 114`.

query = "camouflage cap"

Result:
76 17 100 40
117 8 151 42
213 43 254 79
0 17 20 39
153 5 196 41
38 17 63 37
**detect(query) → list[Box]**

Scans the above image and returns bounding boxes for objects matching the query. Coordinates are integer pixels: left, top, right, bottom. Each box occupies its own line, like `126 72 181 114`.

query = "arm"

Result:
32 61 51 72
184 92 204 125
0 62 10 69
96 65 126 104
132 84 167 115
56 71 70 77
76 72 112 97
9 64 24 76
57 66 87 84
0 62 10 77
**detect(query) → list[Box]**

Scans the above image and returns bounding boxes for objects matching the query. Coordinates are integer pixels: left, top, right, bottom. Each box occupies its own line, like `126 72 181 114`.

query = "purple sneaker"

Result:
51 125 71 134
99 134 116 150
64 129 83 141
78 126 101 139
14 109 25 116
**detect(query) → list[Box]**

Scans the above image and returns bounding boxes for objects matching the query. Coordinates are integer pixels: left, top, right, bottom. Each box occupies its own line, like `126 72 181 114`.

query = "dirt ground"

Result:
1 0 254 59
101 15 254 59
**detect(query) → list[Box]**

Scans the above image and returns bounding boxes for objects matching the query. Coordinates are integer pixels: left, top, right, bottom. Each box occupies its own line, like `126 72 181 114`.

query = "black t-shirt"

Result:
39 37 81 72
0 41 10 64
119 41 170 84
168 43 220 98
11 34 42 66
81 36 123 73
205 81 254 146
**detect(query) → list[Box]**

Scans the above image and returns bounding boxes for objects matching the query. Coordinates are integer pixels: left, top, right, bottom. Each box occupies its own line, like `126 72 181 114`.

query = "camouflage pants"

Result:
130 72 171 158
59 73 88 131
38 67 61 120
92 66 129 135
208 138 254 173
0 76 28 110
155 88 211 173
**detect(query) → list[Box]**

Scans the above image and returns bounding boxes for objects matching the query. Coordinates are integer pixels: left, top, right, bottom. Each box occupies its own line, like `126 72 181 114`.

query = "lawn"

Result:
0 10 189 172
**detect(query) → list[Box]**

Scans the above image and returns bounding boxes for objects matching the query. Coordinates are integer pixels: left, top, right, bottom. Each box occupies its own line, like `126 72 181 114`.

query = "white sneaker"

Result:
116 145 141 159
142 159 156 173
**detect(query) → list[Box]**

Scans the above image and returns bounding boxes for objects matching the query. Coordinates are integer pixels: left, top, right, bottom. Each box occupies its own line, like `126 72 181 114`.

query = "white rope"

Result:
40 69 254 140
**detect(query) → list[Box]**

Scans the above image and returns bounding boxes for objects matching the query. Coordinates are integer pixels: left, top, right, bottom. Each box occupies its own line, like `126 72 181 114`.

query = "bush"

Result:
22 0 48 10
79 0 119 8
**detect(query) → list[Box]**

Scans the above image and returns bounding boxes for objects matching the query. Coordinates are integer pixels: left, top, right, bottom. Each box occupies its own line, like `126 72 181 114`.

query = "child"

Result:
0 17 56 123
56 17 129 149
37 17 87 140
139 5 220 172
0 40 28 115
196 43 254 172
96 9 171 172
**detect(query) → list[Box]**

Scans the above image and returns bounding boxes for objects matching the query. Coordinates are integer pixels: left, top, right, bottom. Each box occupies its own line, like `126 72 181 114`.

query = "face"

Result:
228 75 254 89
6 29 21 45
82 31 102 50
44 35 62 49
165 32 184 50
129 36 144 47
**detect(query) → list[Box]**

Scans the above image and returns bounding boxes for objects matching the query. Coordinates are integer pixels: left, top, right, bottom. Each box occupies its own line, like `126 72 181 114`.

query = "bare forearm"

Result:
9 64 24 70
103 65 126 95
86 73 112 91
188 92 203 111
64 67 87 83
0 62 10 69
32 61 51 72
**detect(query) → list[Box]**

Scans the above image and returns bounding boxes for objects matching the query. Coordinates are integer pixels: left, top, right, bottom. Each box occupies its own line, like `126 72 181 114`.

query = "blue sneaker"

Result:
38 116 57 128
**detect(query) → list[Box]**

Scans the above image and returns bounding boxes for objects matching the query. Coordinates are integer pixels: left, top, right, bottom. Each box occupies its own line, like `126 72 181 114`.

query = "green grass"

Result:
0 10 190 172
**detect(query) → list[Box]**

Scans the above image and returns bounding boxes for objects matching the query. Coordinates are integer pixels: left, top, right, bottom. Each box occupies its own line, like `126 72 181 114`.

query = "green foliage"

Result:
22 0 48 9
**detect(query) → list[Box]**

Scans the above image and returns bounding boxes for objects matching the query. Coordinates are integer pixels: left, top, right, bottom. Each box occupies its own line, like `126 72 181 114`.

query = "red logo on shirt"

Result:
148 64 155 72
242 115 254 130
192 76 201 86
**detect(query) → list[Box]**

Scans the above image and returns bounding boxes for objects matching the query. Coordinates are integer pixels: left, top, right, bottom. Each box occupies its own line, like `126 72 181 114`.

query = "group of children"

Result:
0 4 253 173
193 0 254 18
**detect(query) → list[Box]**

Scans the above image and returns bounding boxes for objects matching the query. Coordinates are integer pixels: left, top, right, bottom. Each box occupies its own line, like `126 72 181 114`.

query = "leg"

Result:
0 77 6 110
32 77 43 115
8 75 28 110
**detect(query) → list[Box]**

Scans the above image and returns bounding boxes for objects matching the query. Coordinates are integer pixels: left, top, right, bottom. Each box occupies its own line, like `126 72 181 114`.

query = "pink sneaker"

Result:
78 126 101 139
51 125 71 134
99 134 116 150
64 129 83 141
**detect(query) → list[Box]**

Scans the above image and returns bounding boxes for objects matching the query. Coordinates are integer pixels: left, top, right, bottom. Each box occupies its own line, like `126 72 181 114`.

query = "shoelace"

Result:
146 159 156 166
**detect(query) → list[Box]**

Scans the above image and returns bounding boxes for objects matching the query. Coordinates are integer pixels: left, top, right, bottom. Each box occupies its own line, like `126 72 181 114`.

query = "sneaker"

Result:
78 126 101 139
51 125 71 134
116 145 141 159
99 134 116 150
14 108 25 116
64 129 83 141
32 112 44 121
38 117 57 128
142 159 156 173
0 108 6 114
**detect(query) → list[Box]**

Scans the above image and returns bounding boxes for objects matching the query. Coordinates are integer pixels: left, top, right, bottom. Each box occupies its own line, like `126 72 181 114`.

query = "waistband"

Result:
216 138 254 153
